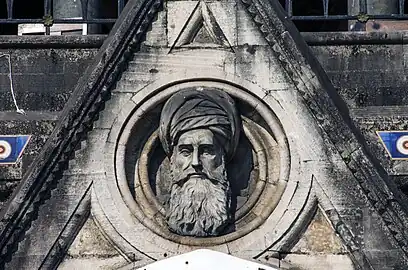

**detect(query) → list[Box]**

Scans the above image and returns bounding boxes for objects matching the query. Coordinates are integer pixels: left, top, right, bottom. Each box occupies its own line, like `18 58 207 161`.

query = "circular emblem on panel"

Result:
113 81 290 245
0 140 12 160
396 135 408 155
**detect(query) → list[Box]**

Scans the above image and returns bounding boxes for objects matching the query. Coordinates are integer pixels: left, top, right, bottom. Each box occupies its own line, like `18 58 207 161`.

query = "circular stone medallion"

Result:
115 81 289 245
93 77 303 259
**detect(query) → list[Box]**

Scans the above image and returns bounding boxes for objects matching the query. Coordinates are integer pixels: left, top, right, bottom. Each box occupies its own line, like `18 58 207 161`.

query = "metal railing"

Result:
1 0 408 34
284 0 407 22
1 0 126 35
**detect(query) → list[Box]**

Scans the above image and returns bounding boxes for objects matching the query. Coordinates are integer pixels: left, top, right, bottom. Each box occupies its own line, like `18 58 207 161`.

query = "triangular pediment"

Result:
169 1 232 50
1 0 408 269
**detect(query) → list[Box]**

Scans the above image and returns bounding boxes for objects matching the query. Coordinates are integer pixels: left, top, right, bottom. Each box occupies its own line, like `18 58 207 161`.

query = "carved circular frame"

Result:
112 81 288 245
92 73 313 259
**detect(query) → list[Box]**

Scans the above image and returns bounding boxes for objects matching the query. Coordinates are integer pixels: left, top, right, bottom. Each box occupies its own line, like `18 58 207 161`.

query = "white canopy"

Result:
137 249 278 270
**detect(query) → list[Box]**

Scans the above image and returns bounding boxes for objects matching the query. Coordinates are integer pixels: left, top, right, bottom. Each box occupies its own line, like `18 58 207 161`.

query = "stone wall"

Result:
0 36 102 209
306 32 408 108
0 31 407 211
305 32 408 192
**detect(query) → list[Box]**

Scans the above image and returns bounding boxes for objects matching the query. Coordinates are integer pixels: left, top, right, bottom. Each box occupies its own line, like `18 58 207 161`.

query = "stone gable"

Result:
0 0 407 269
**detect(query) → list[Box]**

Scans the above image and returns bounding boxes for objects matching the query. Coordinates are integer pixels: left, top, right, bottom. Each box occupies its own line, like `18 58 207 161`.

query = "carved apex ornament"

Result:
92 78 314 260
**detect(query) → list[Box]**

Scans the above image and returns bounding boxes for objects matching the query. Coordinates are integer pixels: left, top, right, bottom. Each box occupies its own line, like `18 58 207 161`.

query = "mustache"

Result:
174 171 225 186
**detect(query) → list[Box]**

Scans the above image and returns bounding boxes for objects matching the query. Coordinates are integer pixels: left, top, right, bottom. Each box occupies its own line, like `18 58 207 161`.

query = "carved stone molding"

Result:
117 81 287 243
170 1 231 49
92 73 316 260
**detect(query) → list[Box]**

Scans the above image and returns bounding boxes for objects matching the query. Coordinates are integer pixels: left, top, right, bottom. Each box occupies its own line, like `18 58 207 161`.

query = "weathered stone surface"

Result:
0 181 19 210
284 254 354 270
1 2 408 270
2 33 408 203
0 48 98 111
310 41 408 108
58 217 128 270
291 207 347 254
5 172 93 270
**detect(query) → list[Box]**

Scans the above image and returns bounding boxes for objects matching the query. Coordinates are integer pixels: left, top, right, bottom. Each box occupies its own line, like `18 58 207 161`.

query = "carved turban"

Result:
159 88 240 161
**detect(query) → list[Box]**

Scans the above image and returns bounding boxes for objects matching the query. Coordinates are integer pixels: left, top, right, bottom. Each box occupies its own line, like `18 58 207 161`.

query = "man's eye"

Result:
179 149 191 156
201 147 215 155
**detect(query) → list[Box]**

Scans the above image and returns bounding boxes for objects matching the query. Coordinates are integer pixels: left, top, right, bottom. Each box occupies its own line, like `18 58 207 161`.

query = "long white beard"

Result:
166 168 231 237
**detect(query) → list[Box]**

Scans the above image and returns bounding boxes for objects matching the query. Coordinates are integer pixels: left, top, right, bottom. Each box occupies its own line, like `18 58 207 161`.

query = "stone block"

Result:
291 207 347 254
312 44 404 72
0 160 22 181
207 1 237 47
144 9 168 47
64 129 110 175
65 217 120 258
0 181 19 208
94 92 134 129
167 1 198 46
284 254 354 270
0 48 98 111
236 1 268 46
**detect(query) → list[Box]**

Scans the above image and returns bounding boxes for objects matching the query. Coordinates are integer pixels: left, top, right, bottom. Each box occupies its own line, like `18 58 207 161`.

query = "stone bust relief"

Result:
158 88 241 237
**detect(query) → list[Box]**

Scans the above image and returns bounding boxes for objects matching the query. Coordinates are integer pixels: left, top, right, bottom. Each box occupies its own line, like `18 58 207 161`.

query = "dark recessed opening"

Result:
293 19 348 32
279 0 349 32
98 0 120 34
0 1 14 34
0 0 132 35
13 0 44 19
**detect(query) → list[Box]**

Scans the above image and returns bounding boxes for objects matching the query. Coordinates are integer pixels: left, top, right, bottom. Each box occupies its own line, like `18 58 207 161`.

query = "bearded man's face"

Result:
166 129 231 237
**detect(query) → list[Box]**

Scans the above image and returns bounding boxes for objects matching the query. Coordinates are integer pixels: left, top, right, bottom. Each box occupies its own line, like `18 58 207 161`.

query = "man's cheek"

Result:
174 157 189 171
205 157 219 170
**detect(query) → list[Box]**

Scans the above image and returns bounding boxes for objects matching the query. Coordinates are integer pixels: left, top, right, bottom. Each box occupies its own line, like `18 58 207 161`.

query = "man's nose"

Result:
191 149 202 169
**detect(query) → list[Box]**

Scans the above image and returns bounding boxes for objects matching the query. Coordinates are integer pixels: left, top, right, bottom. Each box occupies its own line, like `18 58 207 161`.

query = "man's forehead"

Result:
177 129 215 145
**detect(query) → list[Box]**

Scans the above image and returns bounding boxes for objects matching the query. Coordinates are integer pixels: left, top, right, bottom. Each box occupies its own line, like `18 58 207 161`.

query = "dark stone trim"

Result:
0 32 403 50
241 0 408 267
351 106 408 118
0 35 106 49
39 182 92 270
0 0 162 266
0 111 60 121
302 31 408 46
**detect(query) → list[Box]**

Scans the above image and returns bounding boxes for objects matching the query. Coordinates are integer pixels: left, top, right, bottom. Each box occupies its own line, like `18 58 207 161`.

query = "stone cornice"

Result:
0 35 106 48
303 31 408 46
0 31 404 49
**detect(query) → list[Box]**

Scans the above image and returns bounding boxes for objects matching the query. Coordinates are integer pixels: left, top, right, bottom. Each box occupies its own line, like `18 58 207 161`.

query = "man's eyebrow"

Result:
199 144 215 147
178 144 193 148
